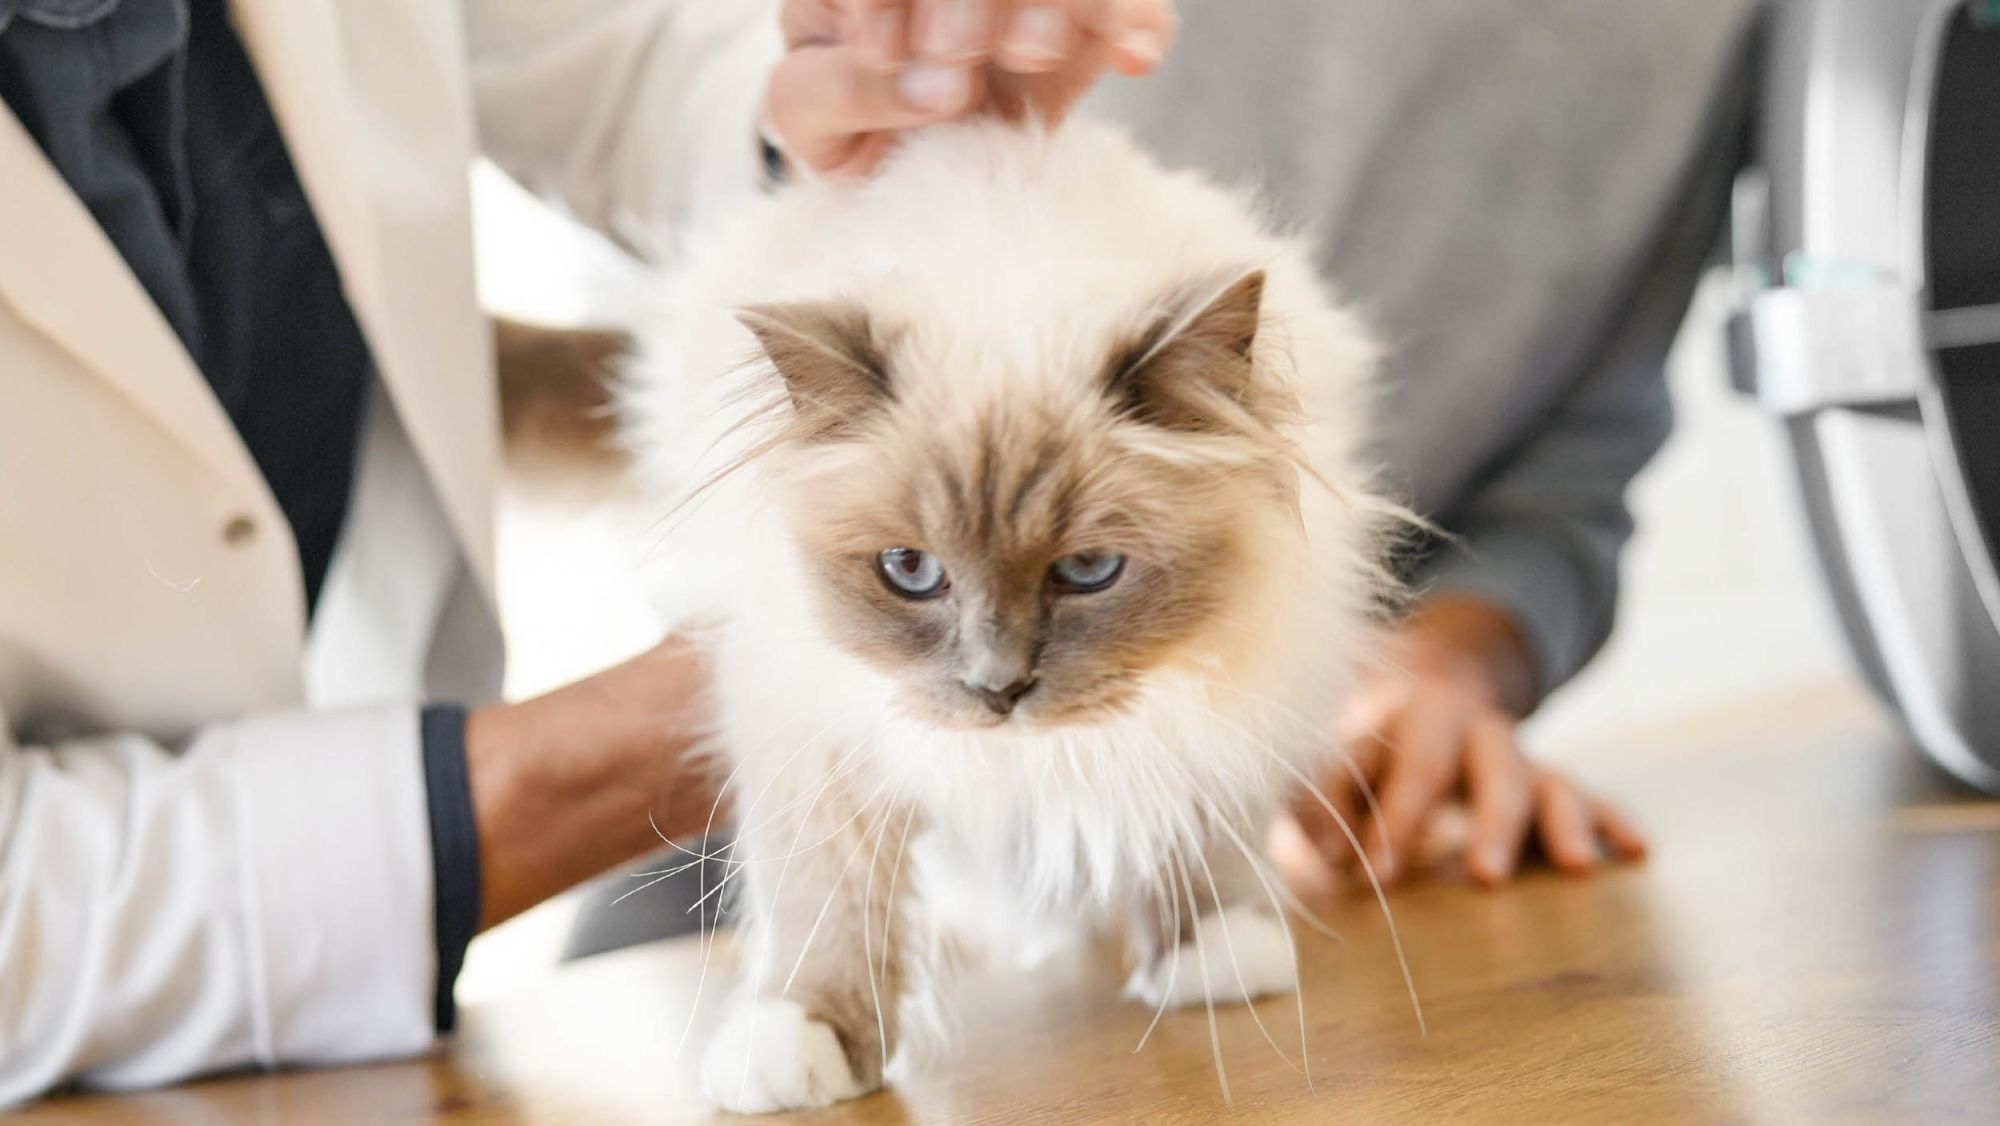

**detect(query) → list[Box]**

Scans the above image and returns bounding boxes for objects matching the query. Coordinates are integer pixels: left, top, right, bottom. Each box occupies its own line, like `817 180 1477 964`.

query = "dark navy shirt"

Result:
0 0 369 611
0 0 478 1032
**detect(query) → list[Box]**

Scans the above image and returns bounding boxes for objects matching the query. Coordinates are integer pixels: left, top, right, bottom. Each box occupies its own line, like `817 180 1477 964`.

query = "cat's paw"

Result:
1124 905 1297 1009
700 997 871 1114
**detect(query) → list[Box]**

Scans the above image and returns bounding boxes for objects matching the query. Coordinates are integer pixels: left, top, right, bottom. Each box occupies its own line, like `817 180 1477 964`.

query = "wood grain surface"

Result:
22 681 2000 1124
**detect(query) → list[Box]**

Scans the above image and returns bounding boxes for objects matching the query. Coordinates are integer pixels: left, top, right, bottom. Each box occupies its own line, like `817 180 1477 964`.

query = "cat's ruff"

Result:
624 117 1389 1115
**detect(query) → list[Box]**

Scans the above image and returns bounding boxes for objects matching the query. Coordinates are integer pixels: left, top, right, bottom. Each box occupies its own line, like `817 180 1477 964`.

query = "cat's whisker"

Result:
1226 714 1426 1037
714 755 899 880
1168 696 1360 944
612 868 708 912
688 734 890 1068
1203 679 1394 869
1183 805 1305 1079
620 713 857 914
613 860 710 909
732 757 863 1106
675 729 750 1066
860 796 901 1076
879 805 920 984
729 735 879 847
782 778 903 995
743 775 901 1106
1170 847 1231 1104
673 834 736 1060
1132 846 1185 1055
1134 743 1306 1083
661 728 876 935
689 756 876 919
1199 796 1317 1092
626 810 736 881
712 709 857 852
1189 698 1420 1010
623 852 723 881
652 710 814 877
628 828 757 879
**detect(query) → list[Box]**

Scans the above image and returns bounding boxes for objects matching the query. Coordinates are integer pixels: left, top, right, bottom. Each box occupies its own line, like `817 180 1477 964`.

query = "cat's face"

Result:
742 273 1300 730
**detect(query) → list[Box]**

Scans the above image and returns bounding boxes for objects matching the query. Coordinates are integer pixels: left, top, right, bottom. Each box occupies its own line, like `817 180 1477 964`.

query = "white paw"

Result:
700 997 869 1114
1124 905 1297 1009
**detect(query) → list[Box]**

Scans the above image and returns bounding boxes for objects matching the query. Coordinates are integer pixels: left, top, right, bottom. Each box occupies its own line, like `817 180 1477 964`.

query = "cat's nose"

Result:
969 676 1037 716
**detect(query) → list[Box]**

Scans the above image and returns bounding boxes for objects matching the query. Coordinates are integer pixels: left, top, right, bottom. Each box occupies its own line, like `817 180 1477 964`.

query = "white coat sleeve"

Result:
0 705 436 1105
463 0 785 252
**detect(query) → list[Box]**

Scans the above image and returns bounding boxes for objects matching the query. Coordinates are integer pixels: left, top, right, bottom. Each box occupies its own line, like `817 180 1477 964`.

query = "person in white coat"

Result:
0 0 1173 1104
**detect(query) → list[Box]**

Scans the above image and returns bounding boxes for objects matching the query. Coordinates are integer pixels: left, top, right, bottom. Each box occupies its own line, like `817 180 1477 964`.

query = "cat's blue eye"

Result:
1050 552 1125 594
877 548 948 599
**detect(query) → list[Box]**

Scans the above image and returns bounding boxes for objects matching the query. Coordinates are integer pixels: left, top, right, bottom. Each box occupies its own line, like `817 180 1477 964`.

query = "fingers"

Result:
1360 704 1460 884
1462 718 1534 887
1291 744 1370 869
840 0 1171 74
835 0 983 68
996 4 1074 74
1071 0 1177 74
1268 812 1336 897
859 5 913 68
1591 796 1649 862
899 1 1088 76
767 42 984 176
911 0 997 64
1532 771 1602 876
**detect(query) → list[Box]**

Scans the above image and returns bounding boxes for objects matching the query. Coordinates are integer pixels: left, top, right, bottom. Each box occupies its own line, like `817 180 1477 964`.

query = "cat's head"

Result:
738 271 1313 731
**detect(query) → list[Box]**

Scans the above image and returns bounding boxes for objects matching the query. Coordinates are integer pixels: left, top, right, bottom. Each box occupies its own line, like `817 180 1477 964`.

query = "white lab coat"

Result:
0 0 777 1101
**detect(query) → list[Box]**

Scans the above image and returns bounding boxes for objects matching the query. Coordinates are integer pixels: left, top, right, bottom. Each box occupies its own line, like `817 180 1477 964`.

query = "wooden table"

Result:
23 681 2000 1124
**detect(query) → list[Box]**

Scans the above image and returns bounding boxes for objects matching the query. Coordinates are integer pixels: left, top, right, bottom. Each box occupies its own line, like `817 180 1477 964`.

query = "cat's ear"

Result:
1108 271 1265 432
737 300 891 438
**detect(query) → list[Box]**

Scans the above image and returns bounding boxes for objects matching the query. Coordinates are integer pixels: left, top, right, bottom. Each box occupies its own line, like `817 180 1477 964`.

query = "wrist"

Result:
466 638 714 928
1395 595 1537 717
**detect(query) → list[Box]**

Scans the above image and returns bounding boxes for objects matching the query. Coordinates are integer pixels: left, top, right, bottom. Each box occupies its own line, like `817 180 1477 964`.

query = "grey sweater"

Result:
1088 0 1761 700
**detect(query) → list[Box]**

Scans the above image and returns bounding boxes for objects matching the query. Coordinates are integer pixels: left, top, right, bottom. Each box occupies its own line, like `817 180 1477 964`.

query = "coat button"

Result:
222 515 257 546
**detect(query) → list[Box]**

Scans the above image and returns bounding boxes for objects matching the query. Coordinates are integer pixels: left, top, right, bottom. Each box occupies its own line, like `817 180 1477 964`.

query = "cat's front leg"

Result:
1123 833 1298 1010
700 781 923 1115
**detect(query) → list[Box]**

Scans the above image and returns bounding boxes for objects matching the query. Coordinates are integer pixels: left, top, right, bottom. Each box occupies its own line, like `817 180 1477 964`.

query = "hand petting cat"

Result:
768 0 1177 177
1286 595 1650 890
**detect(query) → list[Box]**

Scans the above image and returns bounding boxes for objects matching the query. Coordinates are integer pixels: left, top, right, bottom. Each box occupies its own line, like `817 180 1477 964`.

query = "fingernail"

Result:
1367 852 1398 885
1476 847 1510 881
897 63 972 112
1115 28 1163 67
923 0 987 60
1003 5 1069 66
866 9 906 67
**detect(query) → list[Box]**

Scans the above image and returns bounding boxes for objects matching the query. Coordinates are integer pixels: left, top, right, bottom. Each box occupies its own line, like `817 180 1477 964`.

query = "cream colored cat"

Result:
622 118 1392 1114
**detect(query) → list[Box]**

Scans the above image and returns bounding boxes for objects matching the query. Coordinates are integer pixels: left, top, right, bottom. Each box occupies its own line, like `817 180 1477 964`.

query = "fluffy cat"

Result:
622 118 1392 1114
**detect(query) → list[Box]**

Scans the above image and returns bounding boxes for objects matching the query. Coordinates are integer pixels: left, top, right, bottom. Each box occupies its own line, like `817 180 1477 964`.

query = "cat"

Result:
620 117 1394 1114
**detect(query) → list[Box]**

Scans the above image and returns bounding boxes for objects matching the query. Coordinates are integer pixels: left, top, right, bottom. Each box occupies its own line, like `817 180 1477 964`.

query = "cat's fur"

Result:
622 119 1390 1114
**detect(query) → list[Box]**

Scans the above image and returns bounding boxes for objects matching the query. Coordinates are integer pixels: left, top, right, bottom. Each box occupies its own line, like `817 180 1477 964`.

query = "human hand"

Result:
1288 597 1647 890
467 636 719 929
769 0 1177 177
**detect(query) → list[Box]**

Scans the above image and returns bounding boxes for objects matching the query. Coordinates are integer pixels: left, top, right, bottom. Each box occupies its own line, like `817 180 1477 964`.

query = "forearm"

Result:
467 637 716 930
466 0 781 250
0 708 436 1104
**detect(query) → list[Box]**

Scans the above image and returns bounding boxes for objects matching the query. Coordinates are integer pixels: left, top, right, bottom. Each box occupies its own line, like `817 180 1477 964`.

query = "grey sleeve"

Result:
1410 52 1755 701
1407 323 1675 701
